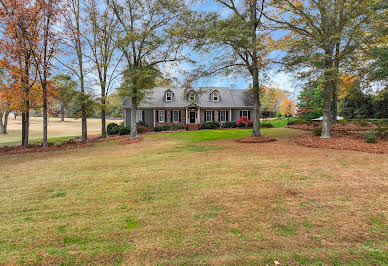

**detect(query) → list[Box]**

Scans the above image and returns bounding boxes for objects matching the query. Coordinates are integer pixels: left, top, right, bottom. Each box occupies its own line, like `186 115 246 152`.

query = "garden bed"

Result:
235 136 277 143
293 132 388 154
287 122 375 131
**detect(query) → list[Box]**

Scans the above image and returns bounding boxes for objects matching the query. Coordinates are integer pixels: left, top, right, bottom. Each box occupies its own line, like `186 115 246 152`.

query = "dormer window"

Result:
188 91 195 101
165 91 172 102
212 91 219 102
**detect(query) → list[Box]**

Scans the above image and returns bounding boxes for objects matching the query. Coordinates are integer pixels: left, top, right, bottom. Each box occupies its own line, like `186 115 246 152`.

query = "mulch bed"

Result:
0 135 137 156
118 137 144 145
0 143 94 156
293 132 388 154
235 136 277 143
287 123 376 131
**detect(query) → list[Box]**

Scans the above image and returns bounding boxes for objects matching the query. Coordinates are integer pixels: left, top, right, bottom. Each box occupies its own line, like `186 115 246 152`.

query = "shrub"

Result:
153 125 171 132
236 116 252 127
276 112 282 118
119 121 124 127
107 123 119 132
107 126 120 135
238 122 246 128
137 121 148 127
365 131 378 143
171 124 184 130
222 121 237 128
137 126 149 134
312 127 322 136
247 120 253 127
201 121 220 129
119 126 131 135
375 123 388 139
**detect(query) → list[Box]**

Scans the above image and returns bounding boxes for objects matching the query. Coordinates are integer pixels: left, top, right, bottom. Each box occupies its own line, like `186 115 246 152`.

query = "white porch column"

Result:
198 108 200 124
186 108 188 124
153 109 156 127
229 109 232 121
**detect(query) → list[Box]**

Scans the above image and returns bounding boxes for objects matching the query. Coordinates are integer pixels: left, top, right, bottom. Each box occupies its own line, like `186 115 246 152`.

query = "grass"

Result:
0 117 121 146
0 127 387 264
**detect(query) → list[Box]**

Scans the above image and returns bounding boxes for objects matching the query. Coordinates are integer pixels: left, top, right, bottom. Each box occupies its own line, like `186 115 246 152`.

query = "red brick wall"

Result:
155 109 186 126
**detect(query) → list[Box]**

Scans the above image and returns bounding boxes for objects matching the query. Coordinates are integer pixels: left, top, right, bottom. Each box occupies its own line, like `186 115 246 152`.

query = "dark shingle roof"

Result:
123 87 253 108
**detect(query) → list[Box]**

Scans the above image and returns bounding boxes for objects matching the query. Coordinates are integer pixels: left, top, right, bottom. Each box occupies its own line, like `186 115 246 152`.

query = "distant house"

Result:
123 87 253 127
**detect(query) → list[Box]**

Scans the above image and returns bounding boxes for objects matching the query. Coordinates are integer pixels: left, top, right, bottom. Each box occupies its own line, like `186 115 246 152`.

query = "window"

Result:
158 110 165 123
212 92 219 102
241 110 250 119
205 110 213 122
172 110 180 123
219 110 227 122
166 91 172 101
136 110 143 122
188 91 195 101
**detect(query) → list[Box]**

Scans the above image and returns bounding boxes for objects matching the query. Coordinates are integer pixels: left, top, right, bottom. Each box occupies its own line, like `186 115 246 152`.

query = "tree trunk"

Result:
101 86 107 138
81 107 87 143
250 0 261 137
130 98 138 139
321 74 332 139
3 109 9 134
24 108 30 148
42 82 48 148
101 103 106 138
0 113 4 134
61 103 65 121
331 84 338 125
22 112 26 146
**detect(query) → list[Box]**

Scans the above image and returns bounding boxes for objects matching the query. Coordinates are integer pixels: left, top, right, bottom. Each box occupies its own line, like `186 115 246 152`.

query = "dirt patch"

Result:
118 137 144 145
293 132 388 154
0 143 94 156
235 136 277 143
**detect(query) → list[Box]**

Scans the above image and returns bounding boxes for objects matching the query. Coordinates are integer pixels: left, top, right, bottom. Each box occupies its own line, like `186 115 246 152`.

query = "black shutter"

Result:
226 110 229 121
248 111 251 120
218 111 220 122
142 110 145 122
171 110 173 123
156 110 159 123
178 110 181 122
240 110 242 117
212 110 214 122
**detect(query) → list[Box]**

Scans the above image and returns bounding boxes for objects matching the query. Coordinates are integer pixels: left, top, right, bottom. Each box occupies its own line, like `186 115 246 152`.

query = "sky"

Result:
165 0 302 100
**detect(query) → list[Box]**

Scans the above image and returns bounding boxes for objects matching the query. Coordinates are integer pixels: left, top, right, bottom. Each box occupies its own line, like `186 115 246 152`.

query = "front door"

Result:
189 111 196 124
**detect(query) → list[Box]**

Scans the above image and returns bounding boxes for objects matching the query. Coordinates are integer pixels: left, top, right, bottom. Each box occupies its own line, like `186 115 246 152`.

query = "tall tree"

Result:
33 0 61 147
84 0 121 138
0 0 41 147
62 0 88 143
190 0 270 137
266 0 378 138
109 0 188 139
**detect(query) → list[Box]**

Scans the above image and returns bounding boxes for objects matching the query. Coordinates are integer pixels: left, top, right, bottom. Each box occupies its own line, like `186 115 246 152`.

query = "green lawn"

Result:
0 128 387 265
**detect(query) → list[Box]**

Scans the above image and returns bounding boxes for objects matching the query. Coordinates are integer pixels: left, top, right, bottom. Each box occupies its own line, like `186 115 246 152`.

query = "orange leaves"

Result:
280 98 296 116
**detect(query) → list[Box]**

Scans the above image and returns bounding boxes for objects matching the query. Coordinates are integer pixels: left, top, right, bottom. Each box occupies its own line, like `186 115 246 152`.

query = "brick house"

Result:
123 87 253 128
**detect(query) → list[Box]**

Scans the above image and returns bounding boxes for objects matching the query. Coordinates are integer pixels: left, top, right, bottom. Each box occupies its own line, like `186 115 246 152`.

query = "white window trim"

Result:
188 92 195 101
166 91 172 102
136 110 143 122
172 110 180 123
205 110 213 122
220 110 227 122
242 110 249 117
158 110 165 123
212 92 219 102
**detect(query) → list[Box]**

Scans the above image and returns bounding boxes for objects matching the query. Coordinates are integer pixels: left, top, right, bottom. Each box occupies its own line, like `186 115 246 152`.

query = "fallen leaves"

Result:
235 136 277 143
293 132 388 154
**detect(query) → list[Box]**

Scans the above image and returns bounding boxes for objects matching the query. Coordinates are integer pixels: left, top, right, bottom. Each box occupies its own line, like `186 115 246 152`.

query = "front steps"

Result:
187 124 201 131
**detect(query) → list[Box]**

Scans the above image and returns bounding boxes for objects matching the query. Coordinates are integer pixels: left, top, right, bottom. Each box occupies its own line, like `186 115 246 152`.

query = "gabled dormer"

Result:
211 90 220 102
165 89 173 102
188 90 196 102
